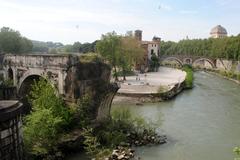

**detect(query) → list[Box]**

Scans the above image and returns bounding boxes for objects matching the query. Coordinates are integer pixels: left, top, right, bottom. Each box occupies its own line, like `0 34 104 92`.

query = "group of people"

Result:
136 73 147 81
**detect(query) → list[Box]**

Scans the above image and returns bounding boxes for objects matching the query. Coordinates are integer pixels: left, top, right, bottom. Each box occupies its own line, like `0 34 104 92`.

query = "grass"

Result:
79 53 103 63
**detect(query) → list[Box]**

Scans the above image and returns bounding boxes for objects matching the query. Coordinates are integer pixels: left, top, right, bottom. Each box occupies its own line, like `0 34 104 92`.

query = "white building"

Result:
134 30 160 60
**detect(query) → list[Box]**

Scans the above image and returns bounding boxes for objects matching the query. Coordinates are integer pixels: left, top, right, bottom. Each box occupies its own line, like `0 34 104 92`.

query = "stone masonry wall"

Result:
216 59 240 73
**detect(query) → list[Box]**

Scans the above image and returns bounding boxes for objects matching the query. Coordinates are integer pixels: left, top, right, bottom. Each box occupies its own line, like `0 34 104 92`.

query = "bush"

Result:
157 85 169 93
237 74 240 81
23 108 63 155
149 54 160 72
234 147 240 160
116 70 135 77
182 65 194 88
75 94 93 127
0 79 14 87
23 78 73 156
79 53 103 63
81 108 162 159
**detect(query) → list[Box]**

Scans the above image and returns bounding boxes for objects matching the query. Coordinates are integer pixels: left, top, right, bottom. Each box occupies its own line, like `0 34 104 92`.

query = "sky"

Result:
0 0 240 44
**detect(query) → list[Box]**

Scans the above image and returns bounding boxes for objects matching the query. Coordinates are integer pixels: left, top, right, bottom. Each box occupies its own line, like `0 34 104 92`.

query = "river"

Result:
67 71 240 160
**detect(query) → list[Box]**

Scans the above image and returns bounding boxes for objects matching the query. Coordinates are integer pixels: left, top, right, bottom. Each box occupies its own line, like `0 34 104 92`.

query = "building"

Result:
134 30 161 71
210 25 228 38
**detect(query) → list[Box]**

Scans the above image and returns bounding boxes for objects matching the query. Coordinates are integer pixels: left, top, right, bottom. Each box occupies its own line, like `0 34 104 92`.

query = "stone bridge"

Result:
160 55 216 68
1 54 119 121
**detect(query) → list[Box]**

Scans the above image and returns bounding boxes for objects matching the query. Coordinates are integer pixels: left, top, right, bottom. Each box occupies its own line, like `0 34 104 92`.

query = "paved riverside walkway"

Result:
118 67 186 94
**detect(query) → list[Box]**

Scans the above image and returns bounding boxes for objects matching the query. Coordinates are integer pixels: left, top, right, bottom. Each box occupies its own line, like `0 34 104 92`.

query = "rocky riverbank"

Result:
104 130 167 160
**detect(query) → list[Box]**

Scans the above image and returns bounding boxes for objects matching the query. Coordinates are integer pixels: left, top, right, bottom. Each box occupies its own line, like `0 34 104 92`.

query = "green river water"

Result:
68 71 240 160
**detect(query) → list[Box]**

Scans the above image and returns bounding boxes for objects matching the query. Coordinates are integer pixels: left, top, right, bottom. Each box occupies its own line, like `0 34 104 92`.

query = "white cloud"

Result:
179 10 198 14
0 0 151 43
215 0 233 6
158 4 173 11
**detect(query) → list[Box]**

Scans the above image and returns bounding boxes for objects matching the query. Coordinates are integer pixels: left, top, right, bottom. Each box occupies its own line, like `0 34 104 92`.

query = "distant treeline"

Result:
0 27 33 54
62 41 97 53
32 40 64 53
160 35 240 61
0 26 97 54
32 41 97 54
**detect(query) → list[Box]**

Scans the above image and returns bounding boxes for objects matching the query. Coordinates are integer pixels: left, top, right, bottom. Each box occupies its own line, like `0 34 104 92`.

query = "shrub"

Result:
237 74 240 81
182 64 194 88
0 79 14 87
23 108 63 155
234 147 240 160
79 53 103 63
23 78 72 156
157 85 169 93
81 108 162 159
75 94 93 127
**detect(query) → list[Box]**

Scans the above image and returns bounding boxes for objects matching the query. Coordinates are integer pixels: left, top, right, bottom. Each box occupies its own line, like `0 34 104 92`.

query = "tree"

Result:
96 32 121 81
73 41 82 52
119 36 144 80
160 36 240 61
149 54 160 72
0 27 33 53
20 37 33 53
96 32 146 81
48 48 58 54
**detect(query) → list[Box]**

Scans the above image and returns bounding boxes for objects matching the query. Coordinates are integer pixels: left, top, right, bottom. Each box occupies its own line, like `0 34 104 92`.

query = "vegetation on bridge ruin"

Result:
160 36 240 60
23 78 73 157
23 77 164 159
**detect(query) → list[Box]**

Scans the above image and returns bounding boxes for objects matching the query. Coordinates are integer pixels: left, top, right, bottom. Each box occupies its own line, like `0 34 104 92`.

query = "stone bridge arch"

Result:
17 68 62 95
18 74 43 97
7 68 14 81
161 57 183 66
193 58 215 68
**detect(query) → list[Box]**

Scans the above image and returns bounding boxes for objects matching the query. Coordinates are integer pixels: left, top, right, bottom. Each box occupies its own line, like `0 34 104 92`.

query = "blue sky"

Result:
0 0 240 44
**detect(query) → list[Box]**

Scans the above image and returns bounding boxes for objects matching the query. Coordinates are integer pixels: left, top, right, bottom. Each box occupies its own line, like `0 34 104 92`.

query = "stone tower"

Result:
134 30 142 41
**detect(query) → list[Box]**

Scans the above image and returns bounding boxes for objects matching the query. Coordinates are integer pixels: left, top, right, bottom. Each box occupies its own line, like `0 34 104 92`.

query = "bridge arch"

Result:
183 58 192 64
7 68 13 81
18 74 44 97
161 57 183 67
193 58 215 68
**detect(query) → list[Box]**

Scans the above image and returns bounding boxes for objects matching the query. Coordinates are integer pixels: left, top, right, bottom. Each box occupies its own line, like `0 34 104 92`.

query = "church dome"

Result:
210 25 227 35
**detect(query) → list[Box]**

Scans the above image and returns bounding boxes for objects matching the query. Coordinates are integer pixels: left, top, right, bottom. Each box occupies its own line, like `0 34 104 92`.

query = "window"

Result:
151 49 154 55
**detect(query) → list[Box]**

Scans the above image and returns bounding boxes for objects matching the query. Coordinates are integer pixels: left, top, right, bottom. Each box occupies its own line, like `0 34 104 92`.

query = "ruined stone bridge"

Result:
160 55 216 68
1 54 119 121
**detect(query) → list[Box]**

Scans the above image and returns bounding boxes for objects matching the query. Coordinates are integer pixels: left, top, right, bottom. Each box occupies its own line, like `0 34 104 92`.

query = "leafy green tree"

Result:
0 27 32 53
149 54 160 72
96 32 121 81
48 48 58 54
119 36 144 80
160 36 240 61
97 32 145 81
72 41 82 52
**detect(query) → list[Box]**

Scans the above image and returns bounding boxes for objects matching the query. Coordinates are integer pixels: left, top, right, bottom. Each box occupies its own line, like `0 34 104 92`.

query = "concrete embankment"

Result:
205 70 240 85
113 67 186 104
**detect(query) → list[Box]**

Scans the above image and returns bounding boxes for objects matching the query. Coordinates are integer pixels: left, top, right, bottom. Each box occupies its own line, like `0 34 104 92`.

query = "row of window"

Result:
151 44 157 47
